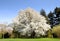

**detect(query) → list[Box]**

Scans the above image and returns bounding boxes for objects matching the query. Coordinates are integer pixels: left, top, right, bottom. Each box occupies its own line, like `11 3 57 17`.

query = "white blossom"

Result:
13 8 51 37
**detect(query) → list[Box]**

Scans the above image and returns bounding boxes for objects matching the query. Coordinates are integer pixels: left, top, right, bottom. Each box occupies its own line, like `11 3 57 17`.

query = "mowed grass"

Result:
0 38 60 41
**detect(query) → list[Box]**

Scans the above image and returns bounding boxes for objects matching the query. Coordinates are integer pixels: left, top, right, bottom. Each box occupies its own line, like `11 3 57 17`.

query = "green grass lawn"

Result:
0 38 60 41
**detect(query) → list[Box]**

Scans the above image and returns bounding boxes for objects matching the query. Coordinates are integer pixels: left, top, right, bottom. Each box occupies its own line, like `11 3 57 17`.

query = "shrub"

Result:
0 33 2 38
47 29 53 38
52 25 60 38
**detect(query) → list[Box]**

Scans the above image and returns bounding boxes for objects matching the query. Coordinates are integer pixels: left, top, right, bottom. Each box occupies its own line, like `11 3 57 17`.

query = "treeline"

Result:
0 7 60 39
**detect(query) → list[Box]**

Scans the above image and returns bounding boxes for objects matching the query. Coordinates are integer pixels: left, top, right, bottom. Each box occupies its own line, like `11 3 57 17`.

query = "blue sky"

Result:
0 0 60 23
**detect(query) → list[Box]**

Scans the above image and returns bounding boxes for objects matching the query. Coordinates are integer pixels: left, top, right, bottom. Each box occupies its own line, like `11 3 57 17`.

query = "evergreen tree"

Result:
40 9 49 24
54 7 60 25
48 11 54 28
48 7 60 28
40 9 47 17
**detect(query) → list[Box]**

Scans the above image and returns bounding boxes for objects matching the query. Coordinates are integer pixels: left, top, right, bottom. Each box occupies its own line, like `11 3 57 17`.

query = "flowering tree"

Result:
13 8 51 38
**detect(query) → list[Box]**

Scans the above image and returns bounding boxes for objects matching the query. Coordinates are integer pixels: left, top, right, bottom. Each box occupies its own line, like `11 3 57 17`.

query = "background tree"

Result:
48 7 60 28
48 11 54 28
54 7 60 25
40 9 47 18
40 9 49 24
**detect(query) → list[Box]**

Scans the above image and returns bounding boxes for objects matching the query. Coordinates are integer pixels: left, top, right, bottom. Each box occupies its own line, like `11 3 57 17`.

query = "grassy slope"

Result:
0 38 60 41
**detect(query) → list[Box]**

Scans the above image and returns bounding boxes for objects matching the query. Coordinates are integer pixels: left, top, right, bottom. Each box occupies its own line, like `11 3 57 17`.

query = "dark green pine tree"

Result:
48 11 54 28
54 7 60 25
40 9 49 24
40 9 47 17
